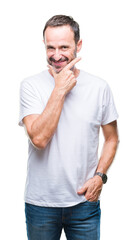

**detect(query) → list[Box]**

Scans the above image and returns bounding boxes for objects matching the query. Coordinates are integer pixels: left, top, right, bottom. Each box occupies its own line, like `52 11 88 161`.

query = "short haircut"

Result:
43 15 80 44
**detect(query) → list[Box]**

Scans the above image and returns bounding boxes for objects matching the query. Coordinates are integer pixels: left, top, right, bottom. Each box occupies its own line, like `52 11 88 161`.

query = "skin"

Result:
23 25 119 202
43 25 82 76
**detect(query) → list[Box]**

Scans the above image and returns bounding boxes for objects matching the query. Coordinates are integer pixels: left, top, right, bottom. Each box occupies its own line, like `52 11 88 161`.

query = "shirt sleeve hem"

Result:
101 114 119 126
18 110 42 127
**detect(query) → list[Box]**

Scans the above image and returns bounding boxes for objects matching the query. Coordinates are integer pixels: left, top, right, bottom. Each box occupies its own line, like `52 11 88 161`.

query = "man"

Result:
19 15 119 240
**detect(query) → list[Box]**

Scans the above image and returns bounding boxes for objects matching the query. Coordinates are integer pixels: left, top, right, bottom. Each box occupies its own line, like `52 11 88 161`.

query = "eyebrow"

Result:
46 45 55 49
46 44 70 49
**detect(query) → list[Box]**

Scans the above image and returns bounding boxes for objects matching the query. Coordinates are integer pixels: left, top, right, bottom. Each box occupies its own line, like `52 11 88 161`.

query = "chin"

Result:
54 67 63 73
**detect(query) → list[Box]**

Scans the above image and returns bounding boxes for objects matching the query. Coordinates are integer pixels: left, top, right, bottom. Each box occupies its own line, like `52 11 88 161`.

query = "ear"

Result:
76 39 82 53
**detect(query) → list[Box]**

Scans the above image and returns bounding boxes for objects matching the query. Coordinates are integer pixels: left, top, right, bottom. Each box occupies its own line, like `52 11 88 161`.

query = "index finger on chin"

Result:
65 57 81 70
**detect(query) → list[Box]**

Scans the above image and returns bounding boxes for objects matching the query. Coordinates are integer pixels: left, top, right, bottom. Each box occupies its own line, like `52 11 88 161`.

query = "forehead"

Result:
45 25 75 45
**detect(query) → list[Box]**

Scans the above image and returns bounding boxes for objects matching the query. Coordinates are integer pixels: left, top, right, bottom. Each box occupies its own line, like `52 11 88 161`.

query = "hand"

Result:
47 57 81 96
77 176 103 202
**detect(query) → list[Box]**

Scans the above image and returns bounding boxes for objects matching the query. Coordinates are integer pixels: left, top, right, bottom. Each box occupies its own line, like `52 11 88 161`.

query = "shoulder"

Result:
79 70 108 89
20 70 48 87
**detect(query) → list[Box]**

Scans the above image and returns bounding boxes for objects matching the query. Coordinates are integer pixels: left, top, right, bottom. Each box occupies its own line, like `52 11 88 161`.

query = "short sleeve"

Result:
101 84 119 125
18 80 44 126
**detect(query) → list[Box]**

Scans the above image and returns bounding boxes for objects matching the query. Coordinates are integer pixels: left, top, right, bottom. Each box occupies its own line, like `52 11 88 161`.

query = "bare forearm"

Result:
30 88 65 148
96 138 119 174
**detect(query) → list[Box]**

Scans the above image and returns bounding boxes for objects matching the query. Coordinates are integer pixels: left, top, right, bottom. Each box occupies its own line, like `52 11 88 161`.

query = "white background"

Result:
0 0 138 239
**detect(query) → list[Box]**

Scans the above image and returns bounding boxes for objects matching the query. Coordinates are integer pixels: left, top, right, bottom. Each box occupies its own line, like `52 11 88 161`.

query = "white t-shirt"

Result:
19 69 118 207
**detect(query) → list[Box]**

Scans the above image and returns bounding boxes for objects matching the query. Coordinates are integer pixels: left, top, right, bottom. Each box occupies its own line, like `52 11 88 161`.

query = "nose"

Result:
53 49 62 61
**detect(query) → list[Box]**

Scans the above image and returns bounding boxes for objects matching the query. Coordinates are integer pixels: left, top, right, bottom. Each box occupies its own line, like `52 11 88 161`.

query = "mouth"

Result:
48 57 68 69
52 60 67 68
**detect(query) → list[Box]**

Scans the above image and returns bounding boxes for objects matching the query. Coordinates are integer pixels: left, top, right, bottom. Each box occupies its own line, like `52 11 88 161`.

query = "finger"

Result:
65 57 81 71
47 64 56 77
77 184 87 194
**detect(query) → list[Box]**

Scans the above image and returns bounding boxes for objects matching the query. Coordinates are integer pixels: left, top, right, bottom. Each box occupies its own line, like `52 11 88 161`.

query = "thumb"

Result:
77 185 88 194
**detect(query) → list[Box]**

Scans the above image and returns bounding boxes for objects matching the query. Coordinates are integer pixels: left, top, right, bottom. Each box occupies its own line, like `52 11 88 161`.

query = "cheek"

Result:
46 51 52 58
66 50 75 59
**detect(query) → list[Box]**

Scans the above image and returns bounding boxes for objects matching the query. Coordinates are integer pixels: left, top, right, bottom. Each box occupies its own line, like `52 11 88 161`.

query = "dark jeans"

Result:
25 200 101 240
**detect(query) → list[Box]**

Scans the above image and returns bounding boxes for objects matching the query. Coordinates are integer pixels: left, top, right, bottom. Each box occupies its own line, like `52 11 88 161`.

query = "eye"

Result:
47 46 54 50
61 46 68 50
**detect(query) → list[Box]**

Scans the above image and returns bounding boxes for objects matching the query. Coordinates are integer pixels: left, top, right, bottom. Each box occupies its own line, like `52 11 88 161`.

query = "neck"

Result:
73 67 80 78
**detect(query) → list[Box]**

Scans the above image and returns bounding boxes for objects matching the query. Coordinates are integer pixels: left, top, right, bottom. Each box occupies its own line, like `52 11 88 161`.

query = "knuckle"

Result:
68 70 73 76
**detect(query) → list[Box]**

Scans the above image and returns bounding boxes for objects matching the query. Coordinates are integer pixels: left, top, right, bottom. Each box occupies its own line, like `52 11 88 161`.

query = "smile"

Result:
52 60 67 67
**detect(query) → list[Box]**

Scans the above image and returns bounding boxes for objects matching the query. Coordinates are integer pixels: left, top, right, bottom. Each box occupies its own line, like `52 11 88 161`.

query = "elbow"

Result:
115 132 120 147
105 135 119 151
24 125 49 149
114 136 120 148
31 136 48 150
116 137 120 150
113 136 120 152
114 135 119 145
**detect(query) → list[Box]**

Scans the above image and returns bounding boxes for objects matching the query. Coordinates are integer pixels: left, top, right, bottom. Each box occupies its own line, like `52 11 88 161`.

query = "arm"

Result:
23 57 81 149
23 88 65 149
96 120 119 174
77 120 119 201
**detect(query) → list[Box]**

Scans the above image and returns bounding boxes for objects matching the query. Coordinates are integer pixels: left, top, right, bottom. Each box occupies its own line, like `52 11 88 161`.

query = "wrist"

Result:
53 87 66 99
95 172 108 184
